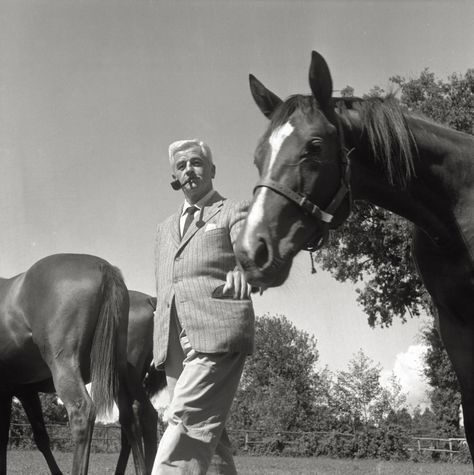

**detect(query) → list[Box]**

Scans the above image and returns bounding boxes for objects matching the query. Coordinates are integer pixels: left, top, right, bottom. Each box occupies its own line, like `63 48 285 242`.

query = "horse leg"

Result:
17 391 63 475
115 382 157 475
114 397 156 475
115 427 131 475
438 310 474 460
0 392 13 475
141 397 158 474
115 400 157 475
116 364 146 475
51 364 95 475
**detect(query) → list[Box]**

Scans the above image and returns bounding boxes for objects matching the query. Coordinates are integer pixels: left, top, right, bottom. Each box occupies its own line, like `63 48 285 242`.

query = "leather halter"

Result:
253 123 353 251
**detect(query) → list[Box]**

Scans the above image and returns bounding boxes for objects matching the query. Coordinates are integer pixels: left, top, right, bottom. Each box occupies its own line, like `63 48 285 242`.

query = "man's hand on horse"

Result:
223 267 252 300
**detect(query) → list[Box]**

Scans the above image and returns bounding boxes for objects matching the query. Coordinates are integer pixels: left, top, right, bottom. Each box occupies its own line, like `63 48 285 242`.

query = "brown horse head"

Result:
236 51 351 287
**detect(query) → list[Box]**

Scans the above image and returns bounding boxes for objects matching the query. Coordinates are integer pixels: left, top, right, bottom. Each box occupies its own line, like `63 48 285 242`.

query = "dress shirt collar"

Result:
181 189 216 216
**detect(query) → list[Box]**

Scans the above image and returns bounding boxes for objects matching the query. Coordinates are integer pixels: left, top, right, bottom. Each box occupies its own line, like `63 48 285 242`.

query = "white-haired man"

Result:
152 139 255 474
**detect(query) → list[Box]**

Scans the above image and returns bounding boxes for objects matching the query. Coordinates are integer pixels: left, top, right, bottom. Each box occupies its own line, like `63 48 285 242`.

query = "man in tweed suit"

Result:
152 139 255 474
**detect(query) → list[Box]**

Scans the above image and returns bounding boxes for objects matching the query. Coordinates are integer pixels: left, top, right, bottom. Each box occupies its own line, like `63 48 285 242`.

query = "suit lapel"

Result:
177 192 225 252
170 207 182 247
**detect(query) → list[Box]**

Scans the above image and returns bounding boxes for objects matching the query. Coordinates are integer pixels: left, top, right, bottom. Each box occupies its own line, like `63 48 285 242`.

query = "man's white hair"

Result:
168 139 213 166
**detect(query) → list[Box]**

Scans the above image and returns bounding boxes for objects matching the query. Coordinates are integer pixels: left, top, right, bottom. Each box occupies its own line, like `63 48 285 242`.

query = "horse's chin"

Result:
240 258 292 289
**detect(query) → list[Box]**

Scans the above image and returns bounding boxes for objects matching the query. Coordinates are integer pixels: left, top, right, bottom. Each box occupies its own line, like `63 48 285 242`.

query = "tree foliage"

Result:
411 406 438 436
229 313 326 433
331 349 408 432
391 69 474 134
229 322 416 458
333 349 382 431
376 373 409 423
316 204 423 327
422 324 462 436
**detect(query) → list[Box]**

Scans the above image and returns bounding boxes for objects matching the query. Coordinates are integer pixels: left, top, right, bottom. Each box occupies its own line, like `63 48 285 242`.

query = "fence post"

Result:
417 439 421 453
244 432 249 451
449 439 453 461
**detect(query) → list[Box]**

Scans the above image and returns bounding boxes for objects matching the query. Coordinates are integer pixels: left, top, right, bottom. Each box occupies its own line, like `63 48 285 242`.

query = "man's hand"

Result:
222 267 252 300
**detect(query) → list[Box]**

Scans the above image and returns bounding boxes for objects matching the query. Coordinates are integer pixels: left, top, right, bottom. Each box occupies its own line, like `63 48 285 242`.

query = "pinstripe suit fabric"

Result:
153 192 255 366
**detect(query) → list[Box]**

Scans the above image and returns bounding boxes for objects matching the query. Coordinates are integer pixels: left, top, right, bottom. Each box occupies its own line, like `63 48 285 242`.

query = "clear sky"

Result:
1 0 473 406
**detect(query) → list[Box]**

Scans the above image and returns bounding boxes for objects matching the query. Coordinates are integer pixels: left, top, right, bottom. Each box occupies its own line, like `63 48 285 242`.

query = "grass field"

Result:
6 450 474 474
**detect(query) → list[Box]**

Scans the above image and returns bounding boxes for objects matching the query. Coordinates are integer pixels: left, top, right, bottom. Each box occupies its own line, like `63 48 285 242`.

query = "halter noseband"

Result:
253 123 353 252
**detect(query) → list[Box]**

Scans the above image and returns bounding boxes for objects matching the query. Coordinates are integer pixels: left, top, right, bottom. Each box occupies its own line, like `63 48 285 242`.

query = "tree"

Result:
375 373 408 423
411 406 438 436
315 204 424 327
340 85 354 97
391 69 474 134
386 407 412 431
229 313 328 434
331 349 407 432
422 324 461 436
364 85 386 99
333 349 381 432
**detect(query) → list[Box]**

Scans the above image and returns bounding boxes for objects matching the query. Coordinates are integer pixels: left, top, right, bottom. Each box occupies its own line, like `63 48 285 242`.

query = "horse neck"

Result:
0 274 21 293
341 113 474 245
0 277 11 296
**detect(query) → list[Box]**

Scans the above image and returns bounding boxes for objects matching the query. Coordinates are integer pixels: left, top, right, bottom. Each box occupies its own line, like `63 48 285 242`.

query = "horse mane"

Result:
336 94 417 187
270 94 318 129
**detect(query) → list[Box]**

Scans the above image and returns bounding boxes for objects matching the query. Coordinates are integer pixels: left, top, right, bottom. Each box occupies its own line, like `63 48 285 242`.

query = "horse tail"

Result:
90 262 129 417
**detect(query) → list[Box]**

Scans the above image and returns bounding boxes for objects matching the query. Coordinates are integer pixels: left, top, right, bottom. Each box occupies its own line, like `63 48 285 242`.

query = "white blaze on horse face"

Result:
243 188 269 246
244 122 295 242
268 122 295 172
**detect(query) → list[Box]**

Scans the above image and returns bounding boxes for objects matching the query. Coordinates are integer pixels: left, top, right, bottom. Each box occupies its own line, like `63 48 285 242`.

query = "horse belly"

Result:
0 288 52 384
0 334 51 384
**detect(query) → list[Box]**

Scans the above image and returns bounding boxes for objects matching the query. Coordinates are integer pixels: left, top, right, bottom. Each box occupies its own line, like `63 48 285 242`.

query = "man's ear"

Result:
172 173 177 180
211 164 216 179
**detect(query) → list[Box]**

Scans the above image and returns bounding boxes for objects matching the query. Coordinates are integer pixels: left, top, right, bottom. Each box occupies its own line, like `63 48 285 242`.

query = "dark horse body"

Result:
115 291 159 475
1 290 160 475
236 52 474 460
0 254 147 474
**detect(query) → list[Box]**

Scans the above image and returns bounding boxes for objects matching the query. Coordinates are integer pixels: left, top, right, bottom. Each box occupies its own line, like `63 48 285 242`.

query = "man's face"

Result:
172 145 215 202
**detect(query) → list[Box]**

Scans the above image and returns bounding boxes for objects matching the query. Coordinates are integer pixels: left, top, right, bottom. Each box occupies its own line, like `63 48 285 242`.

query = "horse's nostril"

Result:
254 237 270 270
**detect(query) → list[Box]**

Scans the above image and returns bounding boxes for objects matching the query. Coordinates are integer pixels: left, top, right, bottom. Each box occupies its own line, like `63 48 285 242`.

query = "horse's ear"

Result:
308 51 333 111
249 74 283 119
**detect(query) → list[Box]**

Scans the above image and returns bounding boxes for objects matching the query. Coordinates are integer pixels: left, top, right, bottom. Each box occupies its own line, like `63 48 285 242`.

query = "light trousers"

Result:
152 306 246 475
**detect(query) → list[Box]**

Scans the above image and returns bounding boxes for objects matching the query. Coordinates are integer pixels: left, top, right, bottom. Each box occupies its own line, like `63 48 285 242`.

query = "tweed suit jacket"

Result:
153 191 255 366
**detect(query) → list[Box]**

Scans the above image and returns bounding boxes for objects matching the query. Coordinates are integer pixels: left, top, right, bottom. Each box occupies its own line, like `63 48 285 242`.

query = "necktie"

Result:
181 205 197 238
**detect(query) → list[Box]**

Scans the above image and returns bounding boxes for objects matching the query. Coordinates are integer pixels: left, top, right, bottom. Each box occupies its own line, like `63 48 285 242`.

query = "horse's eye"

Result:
306 139 322 155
